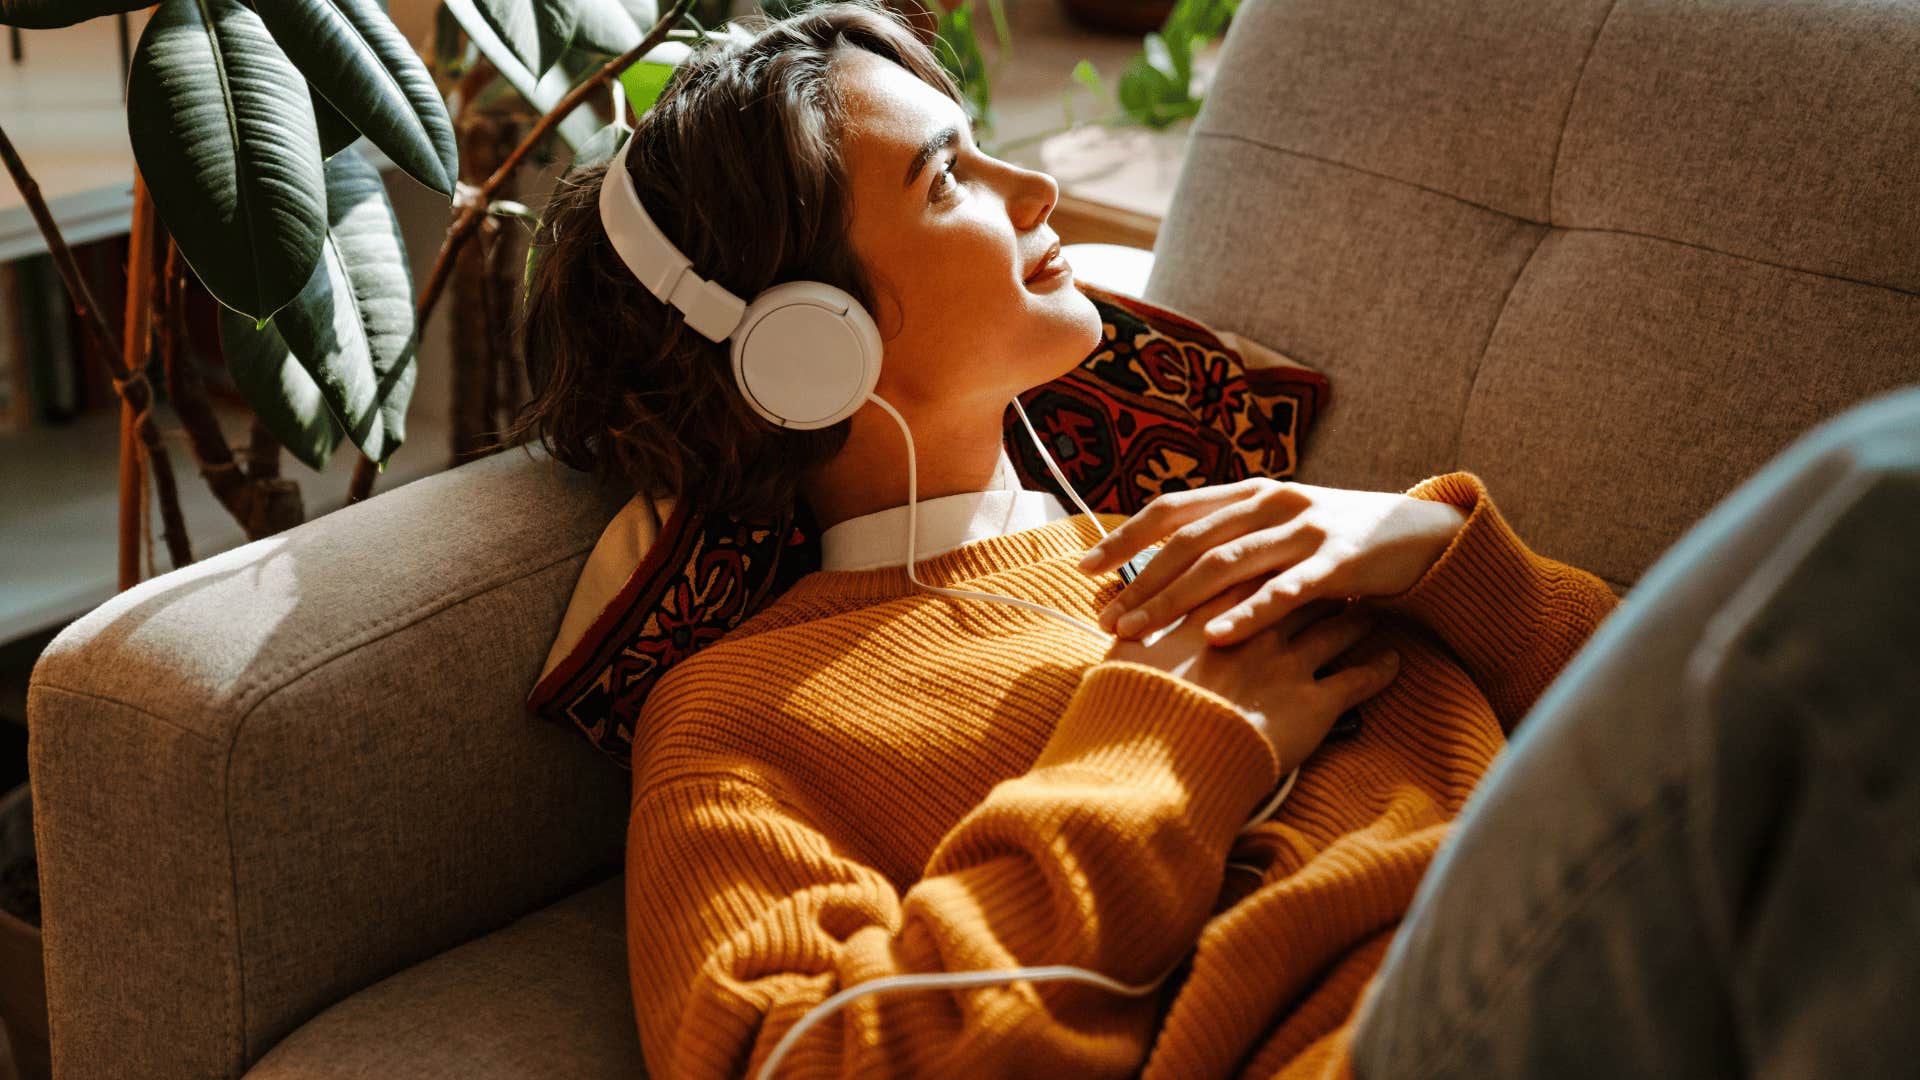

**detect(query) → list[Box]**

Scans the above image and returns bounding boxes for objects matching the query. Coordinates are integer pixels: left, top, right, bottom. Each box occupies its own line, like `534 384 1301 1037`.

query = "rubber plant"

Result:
0 0 705 588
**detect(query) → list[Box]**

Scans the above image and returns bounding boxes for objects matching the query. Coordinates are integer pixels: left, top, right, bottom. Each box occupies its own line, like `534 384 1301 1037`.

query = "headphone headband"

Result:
597 129 746 342
595 124 884 430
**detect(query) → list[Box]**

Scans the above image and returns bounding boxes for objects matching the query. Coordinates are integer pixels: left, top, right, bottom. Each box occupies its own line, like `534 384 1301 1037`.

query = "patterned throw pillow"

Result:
1007 281 1327 514
526 281 1330 769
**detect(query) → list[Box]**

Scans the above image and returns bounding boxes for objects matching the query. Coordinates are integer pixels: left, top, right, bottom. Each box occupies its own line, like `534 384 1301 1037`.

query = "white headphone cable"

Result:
751 957 1185 1080
744 395 1302 1080
864 392 1110 639
864 389 1301 833
1009 396 1110 539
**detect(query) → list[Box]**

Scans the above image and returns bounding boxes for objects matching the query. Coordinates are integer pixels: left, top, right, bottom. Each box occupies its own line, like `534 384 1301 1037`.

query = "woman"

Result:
505 3 1617 1076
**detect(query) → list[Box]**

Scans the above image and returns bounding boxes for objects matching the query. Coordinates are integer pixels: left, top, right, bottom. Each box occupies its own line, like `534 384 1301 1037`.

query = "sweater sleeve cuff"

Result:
1031 660 1281 848
1374 470 1612 672
1373 471 1550 647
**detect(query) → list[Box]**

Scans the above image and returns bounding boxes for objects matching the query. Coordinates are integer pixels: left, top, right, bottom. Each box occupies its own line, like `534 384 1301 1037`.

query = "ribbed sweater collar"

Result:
780 512 1118 605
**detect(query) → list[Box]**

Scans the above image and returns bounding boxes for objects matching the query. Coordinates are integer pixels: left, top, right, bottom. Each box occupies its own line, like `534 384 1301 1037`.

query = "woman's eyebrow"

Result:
903 125 960 189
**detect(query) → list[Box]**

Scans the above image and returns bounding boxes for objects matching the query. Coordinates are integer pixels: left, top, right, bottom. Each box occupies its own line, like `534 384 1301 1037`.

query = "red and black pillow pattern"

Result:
1007 281 1326 515
526 280 1329 769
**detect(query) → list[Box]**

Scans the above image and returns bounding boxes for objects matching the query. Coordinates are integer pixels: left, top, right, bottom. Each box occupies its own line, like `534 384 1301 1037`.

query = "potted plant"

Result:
0 4 1219 1066
0 0 711 586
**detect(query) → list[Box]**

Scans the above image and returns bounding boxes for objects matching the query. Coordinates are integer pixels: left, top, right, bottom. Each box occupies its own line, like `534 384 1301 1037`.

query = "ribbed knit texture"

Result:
625 472 1620 1079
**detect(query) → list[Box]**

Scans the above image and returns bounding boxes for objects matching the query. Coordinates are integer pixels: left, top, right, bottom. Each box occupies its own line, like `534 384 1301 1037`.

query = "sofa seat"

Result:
245 875 644 1078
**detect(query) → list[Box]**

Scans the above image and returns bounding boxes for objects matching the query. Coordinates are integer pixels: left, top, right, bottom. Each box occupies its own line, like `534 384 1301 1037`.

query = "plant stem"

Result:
0 121 198 585
119 171 193 586
159 237 252 526
0 122 125 368
348 0 701 505
413 0 700 341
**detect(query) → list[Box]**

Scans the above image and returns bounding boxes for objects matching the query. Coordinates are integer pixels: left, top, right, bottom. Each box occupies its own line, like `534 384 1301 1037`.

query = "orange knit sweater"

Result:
625 472 1620 1079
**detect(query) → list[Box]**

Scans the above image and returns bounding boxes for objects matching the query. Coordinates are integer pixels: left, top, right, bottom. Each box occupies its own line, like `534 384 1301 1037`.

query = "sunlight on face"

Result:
832 48 1103 415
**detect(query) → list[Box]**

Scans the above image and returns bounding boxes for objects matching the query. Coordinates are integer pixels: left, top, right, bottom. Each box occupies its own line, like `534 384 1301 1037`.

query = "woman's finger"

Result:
1098 499 1298 630
1287 609 1378 670
1124 577 1266 654
1110 524 1311 638
1317 648 1402 712
1188 574 1268 629
1076 479 1265 575
1201 556 1336 645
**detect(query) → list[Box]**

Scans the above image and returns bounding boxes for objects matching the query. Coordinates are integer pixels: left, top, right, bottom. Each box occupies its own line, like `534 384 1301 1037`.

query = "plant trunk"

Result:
119 173 169 587
450 105 533 466
241 415 305 539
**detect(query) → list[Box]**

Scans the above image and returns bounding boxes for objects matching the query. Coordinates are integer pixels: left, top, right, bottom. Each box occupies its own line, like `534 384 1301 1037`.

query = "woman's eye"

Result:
930 156 958 202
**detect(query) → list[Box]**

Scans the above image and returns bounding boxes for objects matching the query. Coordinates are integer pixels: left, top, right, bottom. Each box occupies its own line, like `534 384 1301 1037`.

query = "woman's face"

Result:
833 49 1103 416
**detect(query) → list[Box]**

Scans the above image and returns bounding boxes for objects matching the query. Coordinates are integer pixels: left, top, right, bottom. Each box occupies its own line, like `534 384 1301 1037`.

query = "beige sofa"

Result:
25 0 1920 1074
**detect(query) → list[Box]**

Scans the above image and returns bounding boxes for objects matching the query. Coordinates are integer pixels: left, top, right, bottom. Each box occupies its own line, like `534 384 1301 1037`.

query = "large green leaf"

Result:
129 0 328 322
572 121 626 168
311 84 361 159
566 0 682 56
217 308 346 473
270 148 418 469
469 0 576 79
251 0 459 199
568 0 642 55
442 0 601 153
0 0 147 28
615 57 677 119
614 0 658 26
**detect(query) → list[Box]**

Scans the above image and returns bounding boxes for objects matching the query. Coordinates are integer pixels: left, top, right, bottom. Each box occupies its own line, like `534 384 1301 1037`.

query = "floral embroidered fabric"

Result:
527 281 1329 769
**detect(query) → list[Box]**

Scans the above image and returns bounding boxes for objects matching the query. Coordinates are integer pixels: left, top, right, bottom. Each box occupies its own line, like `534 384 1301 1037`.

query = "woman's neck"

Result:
801 399 1009 532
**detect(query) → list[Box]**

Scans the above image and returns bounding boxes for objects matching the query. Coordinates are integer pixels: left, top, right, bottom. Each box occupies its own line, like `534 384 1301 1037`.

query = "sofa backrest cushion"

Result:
1147 0 1920 590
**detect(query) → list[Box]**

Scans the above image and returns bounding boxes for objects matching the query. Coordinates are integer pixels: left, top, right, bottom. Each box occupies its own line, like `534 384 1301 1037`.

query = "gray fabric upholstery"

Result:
27 447 633 1077
245 874 644 1078
1148 0 1920 590
25 0 1920 1075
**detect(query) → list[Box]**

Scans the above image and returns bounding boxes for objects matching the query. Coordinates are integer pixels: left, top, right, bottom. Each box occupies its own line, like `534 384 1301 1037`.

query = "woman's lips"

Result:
1026 249 1071 286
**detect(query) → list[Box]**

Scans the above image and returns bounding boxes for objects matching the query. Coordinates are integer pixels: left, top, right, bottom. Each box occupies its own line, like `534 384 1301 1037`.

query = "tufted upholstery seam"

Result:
26 682 221 743
1549 0 1623 223
1452 228 1551 466
1186 129 1920 300
1188 127 1524 223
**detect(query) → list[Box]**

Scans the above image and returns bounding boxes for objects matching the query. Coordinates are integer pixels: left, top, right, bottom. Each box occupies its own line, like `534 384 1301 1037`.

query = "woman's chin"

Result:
996 288 1104 393
1032 306 1104 387
1060 286 1104 364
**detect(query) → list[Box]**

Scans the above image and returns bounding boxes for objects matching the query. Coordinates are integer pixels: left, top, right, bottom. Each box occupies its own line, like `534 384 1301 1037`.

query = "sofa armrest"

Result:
27 446 633 1078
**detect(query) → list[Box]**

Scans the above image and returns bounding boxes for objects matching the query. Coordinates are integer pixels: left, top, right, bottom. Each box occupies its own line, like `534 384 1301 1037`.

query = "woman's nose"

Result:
1006 161 1058 231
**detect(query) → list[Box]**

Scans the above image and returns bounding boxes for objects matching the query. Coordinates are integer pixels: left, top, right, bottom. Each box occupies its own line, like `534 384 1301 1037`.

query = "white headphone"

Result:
598 126 883 431
594 124 1300 1079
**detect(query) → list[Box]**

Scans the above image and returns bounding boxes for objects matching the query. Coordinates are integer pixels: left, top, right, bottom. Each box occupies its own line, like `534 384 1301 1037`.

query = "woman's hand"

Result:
1079 478 1467 646
1105 579 1401 772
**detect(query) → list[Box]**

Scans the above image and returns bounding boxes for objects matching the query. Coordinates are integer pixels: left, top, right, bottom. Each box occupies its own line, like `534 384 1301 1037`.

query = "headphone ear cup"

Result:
730 280 883 430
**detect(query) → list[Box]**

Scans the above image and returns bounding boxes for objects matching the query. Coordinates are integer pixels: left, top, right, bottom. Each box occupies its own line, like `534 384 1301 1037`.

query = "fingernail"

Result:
1097 601 1120 629
1381 649 1401 668
1076 548 1103 571
1116 610 1147 636
1204 618 1231 638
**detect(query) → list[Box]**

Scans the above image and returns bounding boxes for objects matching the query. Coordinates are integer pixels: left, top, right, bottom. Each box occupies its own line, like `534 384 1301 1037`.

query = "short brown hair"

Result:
491 0 961 521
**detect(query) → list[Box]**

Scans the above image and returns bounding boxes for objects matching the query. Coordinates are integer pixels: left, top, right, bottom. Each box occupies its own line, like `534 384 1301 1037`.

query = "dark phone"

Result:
1117 545 1160 586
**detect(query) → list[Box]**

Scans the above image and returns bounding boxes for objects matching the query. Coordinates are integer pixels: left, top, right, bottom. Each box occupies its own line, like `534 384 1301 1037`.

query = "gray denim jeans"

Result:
1349 386 1920 1079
